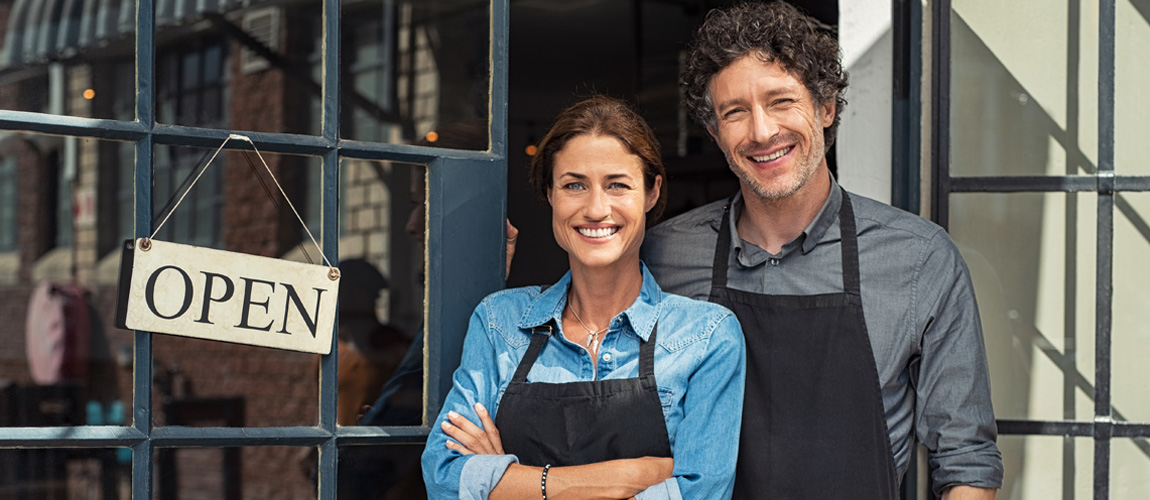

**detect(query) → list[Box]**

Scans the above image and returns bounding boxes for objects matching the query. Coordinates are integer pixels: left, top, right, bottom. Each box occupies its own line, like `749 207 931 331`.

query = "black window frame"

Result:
0 2 510 499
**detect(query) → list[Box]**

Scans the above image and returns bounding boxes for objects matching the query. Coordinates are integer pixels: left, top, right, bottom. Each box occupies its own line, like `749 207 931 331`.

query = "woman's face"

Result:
547 134 661 272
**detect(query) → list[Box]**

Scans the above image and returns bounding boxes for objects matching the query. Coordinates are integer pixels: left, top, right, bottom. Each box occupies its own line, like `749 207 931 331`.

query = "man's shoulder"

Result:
647 198 728 240
846 191 946 243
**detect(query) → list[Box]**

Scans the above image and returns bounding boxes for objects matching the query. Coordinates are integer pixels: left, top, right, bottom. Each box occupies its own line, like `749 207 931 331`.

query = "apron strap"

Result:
638 325 658 379
709 196 738 294
837 188 862 297
511 323 553 383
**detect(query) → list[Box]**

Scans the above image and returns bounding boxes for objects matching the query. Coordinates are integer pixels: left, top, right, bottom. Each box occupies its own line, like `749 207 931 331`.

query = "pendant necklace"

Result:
569 303 608 356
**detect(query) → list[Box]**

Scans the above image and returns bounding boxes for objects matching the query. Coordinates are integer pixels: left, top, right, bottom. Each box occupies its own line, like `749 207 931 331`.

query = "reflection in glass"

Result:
0 133 134 427
154 1 323 135
949 193 1097 422
340 0 491 147
156 446 315 500
1116 0 1150 175
998 435 1092 499
1113 438 1150 500
338 161 427 427
0 447 131 499
1113 193 1150 422
950 1 1098 177
338 444 426 499
0 1 136 120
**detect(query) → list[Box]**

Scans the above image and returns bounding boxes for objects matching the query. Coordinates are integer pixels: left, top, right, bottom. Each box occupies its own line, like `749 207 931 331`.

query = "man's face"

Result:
707 55 834 201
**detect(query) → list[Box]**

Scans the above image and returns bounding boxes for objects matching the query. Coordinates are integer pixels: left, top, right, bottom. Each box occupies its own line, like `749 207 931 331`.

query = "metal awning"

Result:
0 0 252 67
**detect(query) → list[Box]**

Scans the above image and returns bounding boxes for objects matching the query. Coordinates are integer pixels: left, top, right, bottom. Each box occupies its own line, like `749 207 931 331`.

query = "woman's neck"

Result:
566 259 644 332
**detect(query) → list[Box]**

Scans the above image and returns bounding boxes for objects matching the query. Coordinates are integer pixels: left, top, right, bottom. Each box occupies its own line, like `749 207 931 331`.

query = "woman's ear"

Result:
546 185 554 207
645 175 663 212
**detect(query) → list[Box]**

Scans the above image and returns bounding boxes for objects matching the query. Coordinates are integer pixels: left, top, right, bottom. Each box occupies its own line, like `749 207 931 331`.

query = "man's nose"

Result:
749 107 779 144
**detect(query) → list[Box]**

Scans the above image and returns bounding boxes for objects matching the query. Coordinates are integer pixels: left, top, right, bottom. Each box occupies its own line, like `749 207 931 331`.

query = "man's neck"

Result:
736 165 832 254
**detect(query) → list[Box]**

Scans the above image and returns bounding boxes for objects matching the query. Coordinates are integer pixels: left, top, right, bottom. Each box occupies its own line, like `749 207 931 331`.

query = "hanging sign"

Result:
115 238 339 354
114 134 340 354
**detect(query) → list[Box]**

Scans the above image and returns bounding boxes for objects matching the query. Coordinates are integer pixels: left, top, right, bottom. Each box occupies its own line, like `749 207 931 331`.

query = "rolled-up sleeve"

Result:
914 231 1004 495
664 312 746 500
421 301 518 500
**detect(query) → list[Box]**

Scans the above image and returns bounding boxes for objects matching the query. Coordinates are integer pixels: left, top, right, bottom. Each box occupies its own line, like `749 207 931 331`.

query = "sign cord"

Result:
148 134 334 270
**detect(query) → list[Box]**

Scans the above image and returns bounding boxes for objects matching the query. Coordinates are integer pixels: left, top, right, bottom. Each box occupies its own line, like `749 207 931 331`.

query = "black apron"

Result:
494 322 672 467
712 190 898 499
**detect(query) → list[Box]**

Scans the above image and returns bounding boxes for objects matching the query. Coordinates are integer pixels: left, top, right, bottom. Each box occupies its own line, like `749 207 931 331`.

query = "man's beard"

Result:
724 141 820 201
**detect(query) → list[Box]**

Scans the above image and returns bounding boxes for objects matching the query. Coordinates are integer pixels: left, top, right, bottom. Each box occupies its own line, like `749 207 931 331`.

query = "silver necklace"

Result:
568 303 608 355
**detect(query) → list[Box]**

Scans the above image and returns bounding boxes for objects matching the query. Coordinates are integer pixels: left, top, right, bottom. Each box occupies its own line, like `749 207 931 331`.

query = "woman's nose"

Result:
584 187 610 220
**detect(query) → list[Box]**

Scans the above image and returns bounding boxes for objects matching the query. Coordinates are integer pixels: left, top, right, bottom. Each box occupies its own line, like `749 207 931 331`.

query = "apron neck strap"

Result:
837 189 861 296
638 325 657 378
511 323 553 383
710 188 862 296
710 196 738 290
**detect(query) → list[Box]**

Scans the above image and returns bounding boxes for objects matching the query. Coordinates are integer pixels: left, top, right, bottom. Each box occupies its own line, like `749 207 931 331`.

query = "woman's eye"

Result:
608 182 631 190
563 182 586 191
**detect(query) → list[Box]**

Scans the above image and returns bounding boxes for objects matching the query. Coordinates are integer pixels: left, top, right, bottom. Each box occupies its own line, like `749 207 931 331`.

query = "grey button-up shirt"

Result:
641 176 1003 493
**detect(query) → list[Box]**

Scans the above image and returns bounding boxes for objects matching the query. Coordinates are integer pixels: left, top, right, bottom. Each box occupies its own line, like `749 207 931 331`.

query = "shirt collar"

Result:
517 262 663 342
727 173 842 263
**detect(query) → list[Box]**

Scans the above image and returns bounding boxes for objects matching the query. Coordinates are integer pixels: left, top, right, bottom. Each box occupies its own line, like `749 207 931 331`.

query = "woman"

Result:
422 95 744 500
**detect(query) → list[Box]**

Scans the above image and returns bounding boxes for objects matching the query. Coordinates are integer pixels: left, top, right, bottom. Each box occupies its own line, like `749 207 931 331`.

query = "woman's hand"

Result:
441 403 504 455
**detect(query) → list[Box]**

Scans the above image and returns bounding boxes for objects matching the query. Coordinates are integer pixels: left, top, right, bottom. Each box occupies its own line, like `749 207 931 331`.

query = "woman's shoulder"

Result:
477 285 549 316
654 292 741 345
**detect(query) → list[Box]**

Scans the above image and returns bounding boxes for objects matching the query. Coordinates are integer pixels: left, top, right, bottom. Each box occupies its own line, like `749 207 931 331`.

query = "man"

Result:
641 2 1003 499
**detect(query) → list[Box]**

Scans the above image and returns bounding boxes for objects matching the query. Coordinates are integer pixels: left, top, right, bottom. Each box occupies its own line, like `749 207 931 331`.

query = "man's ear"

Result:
706 125 720 144
819 99 836 128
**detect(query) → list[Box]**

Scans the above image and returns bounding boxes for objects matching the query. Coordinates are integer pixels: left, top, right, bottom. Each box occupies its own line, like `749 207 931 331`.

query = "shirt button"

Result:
769 258 780 266
602 353 613 362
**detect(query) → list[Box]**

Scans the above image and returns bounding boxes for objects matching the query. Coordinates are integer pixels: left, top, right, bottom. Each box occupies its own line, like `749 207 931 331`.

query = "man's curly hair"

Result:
681 1 848 152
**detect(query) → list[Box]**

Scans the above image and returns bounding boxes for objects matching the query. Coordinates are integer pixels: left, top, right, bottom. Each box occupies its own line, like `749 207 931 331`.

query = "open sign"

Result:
115 238 339 354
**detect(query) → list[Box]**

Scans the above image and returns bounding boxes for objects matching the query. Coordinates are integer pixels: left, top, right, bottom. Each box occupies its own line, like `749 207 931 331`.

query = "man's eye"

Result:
721 109 746 120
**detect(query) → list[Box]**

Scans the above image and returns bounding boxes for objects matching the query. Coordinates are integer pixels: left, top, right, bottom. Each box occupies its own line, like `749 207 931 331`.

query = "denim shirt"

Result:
421 263 746 500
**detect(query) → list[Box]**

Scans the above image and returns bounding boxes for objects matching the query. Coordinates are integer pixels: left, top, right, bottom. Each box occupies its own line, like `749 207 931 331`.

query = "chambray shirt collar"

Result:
728 174 843 267
516 262 663 342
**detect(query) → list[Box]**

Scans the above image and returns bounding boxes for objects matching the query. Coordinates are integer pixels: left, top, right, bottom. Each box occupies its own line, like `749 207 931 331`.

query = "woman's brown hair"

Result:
528 95 667 224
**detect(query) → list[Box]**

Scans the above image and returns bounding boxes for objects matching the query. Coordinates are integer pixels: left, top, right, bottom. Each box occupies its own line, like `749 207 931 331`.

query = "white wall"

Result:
837 0 893 204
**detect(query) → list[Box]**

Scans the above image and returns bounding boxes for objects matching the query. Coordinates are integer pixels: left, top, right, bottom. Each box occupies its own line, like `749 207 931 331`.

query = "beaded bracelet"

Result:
541 464 552 500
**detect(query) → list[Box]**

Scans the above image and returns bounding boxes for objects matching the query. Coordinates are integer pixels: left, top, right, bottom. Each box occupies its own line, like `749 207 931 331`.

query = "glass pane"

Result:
0 2 136 120
949 192 1097 421
1113 193 1150 422
0 133 135 427
147 146 324 427
339 160 425 427
1116 0 1150 174
339 0 491 148
155 446 315 499
1113 438 1150 500
999 435 1092 499
950 0 1099 177
0 447 131 499
151 145 322 254
155 1 323 135
338 444 426 499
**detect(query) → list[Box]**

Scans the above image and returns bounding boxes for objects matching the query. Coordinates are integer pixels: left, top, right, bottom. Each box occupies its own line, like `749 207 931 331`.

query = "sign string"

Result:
148 134 335 273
